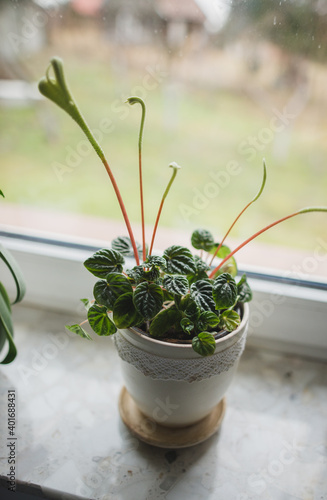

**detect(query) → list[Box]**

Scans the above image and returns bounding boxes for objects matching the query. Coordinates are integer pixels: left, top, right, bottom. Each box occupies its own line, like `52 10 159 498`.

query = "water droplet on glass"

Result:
273 16 277 25
318 45 321 49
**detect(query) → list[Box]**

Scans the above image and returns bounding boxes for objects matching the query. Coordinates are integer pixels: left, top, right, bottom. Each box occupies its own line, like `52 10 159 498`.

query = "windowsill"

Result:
0 304 326 499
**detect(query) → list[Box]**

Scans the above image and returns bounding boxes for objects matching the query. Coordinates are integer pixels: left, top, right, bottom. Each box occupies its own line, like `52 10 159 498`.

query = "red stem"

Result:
139 150 146 261
209 211 300 278
102 158 140 265
149 199 164 256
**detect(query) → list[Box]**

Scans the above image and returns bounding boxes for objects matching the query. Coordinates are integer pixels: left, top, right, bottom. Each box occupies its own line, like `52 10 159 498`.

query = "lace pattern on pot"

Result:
114 331 247 383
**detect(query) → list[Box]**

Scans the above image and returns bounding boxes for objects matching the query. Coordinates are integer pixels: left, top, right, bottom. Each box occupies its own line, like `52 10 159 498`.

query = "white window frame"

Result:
2 230 327 360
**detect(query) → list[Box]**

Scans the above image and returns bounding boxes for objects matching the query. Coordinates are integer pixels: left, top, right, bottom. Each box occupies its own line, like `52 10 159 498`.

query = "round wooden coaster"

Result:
118 386 226 449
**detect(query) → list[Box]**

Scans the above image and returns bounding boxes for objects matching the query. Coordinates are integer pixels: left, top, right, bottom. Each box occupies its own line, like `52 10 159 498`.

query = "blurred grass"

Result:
1 49 327 250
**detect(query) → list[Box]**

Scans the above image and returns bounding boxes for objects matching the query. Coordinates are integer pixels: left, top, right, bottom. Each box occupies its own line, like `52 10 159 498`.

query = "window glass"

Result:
1 0 327 280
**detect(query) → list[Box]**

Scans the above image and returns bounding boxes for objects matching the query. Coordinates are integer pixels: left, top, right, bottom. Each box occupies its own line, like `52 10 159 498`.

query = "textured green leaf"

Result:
113 293 143 329
190 280 215 311
191 229 215 251
237 274 252 303
188 255 210 284
111 236 142 257
80 298 92 311
65 324 92 340
199 311 220 328
163 274 189 296
213 273 237 310
88 304 117 336
163 246 196 275
93 273 132 309
180 317 194 335
84 249 124 278
183 298 200 321
149 306 182 337
143 255 166 270
133 282 163 319
192 332 216 356
0 243 26 304
219 310 241 332
126 265 145 284
142 266 160 282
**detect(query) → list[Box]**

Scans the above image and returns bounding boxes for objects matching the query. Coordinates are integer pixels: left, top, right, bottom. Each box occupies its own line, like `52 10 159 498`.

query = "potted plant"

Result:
0 191 26 364
38 58 326 446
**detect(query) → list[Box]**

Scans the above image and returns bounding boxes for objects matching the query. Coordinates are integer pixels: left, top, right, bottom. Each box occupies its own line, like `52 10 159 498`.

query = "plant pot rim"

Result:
126 302 249 351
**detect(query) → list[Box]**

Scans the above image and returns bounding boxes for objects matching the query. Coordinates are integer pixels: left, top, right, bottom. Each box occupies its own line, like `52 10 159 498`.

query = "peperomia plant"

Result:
0 191 26 363
39 57 327 356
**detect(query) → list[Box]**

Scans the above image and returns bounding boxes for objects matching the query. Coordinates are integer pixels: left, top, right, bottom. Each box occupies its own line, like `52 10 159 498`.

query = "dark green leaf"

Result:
111 236 142 257
190 280 215 311
219 310 241 332
113 293 143 329
149 306 182 337
180 317 194 335
0 287 16 364
183 298 201 321
88 304 117 336
237 274 252 303
0 190 4 198
191 229 215 251
65 324 92 340
80 298 92 311
93 273 132 309
192 332 216 356
213 273 238 310
126 265 145 284
163 246 196 275
143 255 166 270
199 311 220 328
84 249 124 278
142 266 160 282
134 282 164 319
0 243 26 304
163 274 189 296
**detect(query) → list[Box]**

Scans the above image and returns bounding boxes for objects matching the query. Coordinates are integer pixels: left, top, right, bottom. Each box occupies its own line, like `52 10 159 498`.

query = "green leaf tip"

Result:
126 96 146 107
252 159 267 203
0 190 4 198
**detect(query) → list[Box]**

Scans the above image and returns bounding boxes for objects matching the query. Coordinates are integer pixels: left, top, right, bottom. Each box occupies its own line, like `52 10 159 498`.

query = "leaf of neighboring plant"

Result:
133 282 163 319
143 255 167 270
88 304 117 336
199 310 220 328
163 274 189 296
80 298 92 311
113 293 143 329
65 324 92 340
219 310 241 332
0 288 16 364
192 332 216 356
213 273 238 310
149 306 182 337
191 229 215 251
0 243 26 304
111 236 142 258
190 280 216 311
180 317 194 335
210 244 231 258
94 273 132 309
163 246 196 275
0 190 4 197
84 249 124 278
237 274 253 303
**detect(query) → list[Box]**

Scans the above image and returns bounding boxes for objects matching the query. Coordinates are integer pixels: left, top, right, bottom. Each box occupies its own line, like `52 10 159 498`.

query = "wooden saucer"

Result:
118 386 226 448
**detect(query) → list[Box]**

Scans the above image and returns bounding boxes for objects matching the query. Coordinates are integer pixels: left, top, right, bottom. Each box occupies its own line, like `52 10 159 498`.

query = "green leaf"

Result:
80 298 92 311
183 299 201 321
93 273 132 309
192 332 216 356
84 249 124 278
88 304 117 336
191 229 215 251
0 190 4 198
180 317 194 335
213 273 238 310
149 306 182 337
0 286 16 364
190 280 215 311
65 324 92 340
133 282 164 319
199 310 220 328
210 244 237 277
237 274 252 303
143 255 167 270
163 274 189 296
142 266 160 282
163 246 196 275
188 255 210 284
0 243 26 304
113 293 143 329
112 236 142 257
126 265 145 284
219 310 241 332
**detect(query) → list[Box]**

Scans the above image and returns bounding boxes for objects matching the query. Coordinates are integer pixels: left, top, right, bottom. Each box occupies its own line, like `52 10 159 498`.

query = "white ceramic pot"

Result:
115 303 249 427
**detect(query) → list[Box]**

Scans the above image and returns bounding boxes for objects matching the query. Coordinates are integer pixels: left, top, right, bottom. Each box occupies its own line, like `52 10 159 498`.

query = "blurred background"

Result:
0 0 327 277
